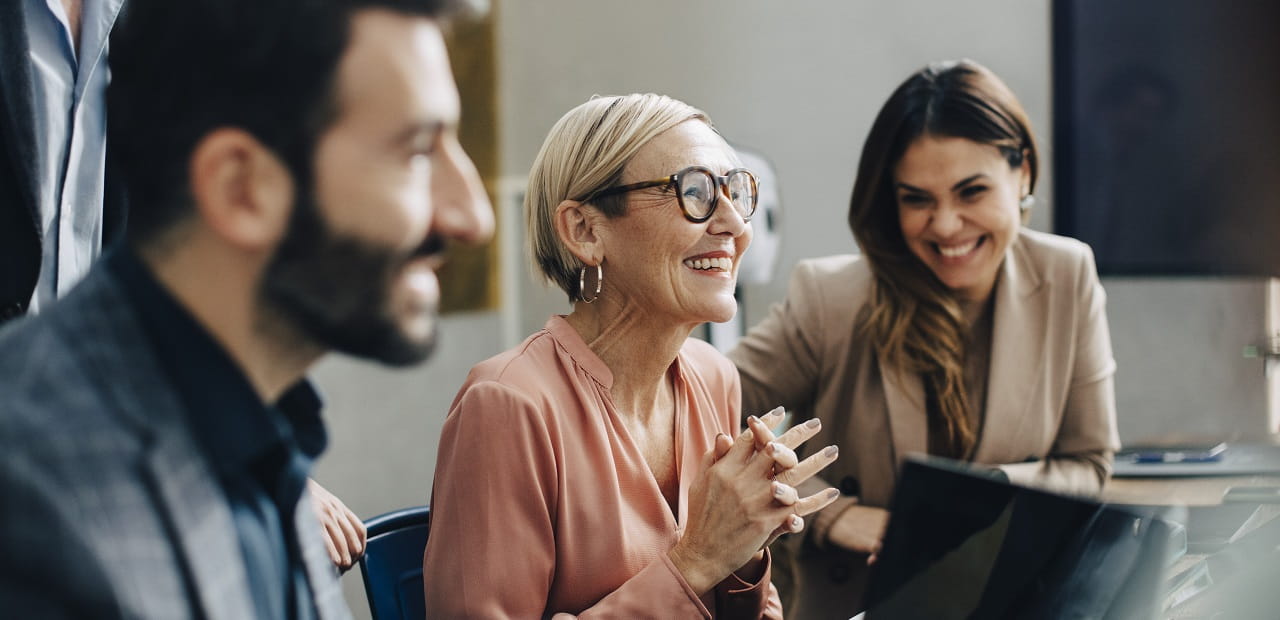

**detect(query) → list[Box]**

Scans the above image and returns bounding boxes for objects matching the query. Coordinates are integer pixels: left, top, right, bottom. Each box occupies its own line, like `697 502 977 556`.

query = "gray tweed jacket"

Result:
0 264 351 619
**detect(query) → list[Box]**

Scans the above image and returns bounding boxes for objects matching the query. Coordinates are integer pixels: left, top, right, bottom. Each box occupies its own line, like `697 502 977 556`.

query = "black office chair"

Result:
358 506 431 620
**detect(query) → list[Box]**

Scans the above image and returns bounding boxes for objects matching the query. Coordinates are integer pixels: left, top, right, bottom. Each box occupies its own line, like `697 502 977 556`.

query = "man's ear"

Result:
188 128 294 251
553 199 606 265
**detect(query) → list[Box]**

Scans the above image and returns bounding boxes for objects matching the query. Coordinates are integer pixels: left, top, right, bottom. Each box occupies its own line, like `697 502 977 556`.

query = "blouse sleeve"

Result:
424 379 562 618
1001 245 1121 494
715 550 785 619
424 379 767 618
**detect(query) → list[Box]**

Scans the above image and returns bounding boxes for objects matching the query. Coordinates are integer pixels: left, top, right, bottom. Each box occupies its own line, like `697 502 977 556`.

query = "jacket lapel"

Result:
73 271 255 620
880 355 927 484
143 430 256 620
974 235 1049 461
0 2 40 220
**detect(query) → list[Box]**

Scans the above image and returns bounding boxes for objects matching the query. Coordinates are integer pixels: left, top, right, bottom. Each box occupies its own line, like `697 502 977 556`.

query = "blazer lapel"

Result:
974 236 1049 461
879 353 927 484
72 272 255 620
143 430 256 620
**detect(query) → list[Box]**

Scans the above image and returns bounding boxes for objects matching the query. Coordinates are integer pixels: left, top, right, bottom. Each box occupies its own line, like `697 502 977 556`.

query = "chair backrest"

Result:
358 506 431 620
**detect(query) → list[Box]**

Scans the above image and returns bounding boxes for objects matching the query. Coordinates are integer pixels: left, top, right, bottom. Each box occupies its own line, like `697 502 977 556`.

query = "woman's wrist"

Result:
826 504 890 554
668 543 721 595
812 494 860 549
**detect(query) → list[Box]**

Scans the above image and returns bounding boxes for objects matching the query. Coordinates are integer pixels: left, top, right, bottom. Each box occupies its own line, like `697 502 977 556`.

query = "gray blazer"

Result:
0 265 351 619
730 228 1121 620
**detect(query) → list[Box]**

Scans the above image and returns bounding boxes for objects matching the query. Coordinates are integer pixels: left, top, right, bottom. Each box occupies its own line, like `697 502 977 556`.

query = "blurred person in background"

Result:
0 0 492 616
0 0 367 574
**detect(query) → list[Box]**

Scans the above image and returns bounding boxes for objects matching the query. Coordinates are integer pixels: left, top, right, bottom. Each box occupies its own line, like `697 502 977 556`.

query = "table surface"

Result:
1103 474 1280 506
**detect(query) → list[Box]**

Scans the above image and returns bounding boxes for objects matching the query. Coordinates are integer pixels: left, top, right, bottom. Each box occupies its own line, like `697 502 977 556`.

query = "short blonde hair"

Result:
525 93 710 302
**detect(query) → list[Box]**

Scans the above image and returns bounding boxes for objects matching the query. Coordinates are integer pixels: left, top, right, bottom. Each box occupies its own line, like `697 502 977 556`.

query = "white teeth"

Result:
937 239 979 258
683 257 733 271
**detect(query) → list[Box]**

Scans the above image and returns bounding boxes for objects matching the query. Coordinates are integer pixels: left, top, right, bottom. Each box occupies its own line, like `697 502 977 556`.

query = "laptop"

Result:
862 455 1172 620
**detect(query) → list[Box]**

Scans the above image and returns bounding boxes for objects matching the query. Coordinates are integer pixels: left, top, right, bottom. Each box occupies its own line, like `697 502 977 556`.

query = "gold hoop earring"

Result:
579 264 602 303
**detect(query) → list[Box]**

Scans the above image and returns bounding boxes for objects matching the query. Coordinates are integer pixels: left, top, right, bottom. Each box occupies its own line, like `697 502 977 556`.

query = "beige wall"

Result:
500 0 1055 338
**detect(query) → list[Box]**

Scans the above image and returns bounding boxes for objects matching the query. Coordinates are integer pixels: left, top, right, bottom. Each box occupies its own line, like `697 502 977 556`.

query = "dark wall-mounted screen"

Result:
1053 0 1280 276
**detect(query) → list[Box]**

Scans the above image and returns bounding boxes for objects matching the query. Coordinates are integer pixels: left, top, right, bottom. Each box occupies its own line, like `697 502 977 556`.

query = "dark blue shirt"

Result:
109 249 325 620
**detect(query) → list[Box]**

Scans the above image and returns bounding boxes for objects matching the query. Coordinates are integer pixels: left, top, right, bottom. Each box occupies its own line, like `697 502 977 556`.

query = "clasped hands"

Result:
669 406 840 594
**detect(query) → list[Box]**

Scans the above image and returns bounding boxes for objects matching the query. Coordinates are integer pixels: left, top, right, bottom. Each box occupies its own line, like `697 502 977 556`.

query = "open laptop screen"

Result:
863 456 1169 620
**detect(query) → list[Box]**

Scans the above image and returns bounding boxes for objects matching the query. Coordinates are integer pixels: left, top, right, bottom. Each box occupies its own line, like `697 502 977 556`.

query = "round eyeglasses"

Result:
585 166 759 223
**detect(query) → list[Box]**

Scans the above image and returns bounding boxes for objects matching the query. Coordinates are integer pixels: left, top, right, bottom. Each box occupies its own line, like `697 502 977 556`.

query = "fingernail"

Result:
826 488 840 500
773 481 786 498
747 415 761 426
770 406 785 416
823 445 839 459
767 442 779 456
790 515 803 530
805 417 821 429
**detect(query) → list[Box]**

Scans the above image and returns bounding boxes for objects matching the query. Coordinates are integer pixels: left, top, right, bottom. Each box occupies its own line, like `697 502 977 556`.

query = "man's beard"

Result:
259 189 440 366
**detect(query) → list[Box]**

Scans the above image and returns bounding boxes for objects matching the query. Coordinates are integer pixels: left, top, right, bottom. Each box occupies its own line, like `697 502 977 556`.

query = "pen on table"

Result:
1132 452 1215 464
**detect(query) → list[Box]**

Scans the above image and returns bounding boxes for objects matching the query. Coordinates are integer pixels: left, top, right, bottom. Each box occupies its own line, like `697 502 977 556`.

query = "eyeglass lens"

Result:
677 169 757 220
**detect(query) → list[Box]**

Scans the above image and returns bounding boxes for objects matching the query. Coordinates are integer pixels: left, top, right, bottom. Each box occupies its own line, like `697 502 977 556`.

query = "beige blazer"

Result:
728 228 1120 620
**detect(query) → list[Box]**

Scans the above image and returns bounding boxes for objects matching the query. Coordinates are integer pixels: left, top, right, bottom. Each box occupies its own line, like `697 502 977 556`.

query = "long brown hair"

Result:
847 59 1038 455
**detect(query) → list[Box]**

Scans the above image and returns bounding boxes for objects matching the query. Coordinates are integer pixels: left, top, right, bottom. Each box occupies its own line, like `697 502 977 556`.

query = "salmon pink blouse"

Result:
424 316 783 618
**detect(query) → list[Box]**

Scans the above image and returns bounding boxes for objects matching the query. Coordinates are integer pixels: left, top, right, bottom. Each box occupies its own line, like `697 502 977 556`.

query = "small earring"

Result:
579 264 602 303
1019 194 1036 212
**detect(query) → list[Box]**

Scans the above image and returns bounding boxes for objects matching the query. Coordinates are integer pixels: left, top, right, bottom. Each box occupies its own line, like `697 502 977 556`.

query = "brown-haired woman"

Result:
729 59 1120 619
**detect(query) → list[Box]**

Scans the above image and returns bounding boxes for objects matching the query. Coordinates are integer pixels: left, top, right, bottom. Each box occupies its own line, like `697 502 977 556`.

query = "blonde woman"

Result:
730 60 1120 619
424 94 839 618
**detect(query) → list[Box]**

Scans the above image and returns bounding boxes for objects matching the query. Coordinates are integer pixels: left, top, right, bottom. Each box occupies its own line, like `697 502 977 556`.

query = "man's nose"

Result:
433 137 494 245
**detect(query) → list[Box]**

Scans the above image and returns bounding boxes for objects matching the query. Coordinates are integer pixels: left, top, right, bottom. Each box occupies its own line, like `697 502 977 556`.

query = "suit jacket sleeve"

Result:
731 260 824 421
1000 244 1120 494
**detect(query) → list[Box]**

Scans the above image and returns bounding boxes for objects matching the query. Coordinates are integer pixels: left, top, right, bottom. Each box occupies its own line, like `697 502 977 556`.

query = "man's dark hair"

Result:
108 0 469 246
